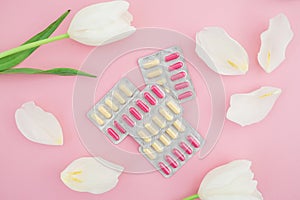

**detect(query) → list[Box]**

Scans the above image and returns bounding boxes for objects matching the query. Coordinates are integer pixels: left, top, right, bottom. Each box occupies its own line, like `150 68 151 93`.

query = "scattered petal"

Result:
258 14 293 73
198 160 263 200
227 87 282 126
196 27 249 75
15 101 63 145
67 1 136 46
60 157 124 194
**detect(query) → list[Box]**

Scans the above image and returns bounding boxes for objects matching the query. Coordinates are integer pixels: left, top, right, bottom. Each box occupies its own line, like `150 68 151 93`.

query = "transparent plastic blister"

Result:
138 46 196 103
87 78 139 144
139 118 204 178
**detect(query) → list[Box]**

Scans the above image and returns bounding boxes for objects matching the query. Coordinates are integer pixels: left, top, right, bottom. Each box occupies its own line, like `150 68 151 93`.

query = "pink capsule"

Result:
168 62 183 71
144 92 156 105
187 136 200 148
174 82 189 90
114 121 126 134
129 107 142 120
165 52 180 62
165 155 178 168
172 148 185 161
107 128 120 141
122 114 135 127
178 91 193 100
180 142 193 155
136 100 149 113
151 85 164 98
159 162 170 175
170 71 186 81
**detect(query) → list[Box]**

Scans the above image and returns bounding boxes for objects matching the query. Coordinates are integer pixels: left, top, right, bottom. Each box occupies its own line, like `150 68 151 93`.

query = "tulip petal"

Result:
60 157 124 194
227 87 281 126
198 160 263 200
196 27 249 75
68 1 136 46
258 14 293 73
15 101 63 145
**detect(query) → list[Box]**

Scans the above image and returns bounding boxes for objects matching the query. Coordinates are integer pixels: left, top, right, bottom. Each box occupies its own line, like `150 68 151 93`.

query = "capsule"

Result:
151 141 164 152
105 98 119 112
114 121 126 134
172 148 185 161
168 62 183 71
152 116 166 129
173 119 185 132
136 100 149 113
91 113 104 126
122 114 135 127
144 92 156 105
107 128 119 141
146 69 163 79
165 52 180 62
159 108 173 121
165 155 178 168
165 127 178 139
159 162 170 175
166 100 181 114
113 91 126 105
151 85 164 98
138 130 151 143
119 84 133 97
180 142 193 155
170 71 186 81
187 135 201 148
98 105 112 119
178 91 193 100
143 59 160 69
159 134 171 146
156 78 167 86
143 148 156 160
175 82 189 90
129 107 142 120
145 123 159 135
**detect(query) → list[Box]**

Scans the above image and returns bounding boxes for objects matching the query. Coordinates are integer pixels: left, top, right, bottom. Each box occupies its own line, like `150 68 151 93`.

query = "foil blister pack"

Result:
138 46 196 103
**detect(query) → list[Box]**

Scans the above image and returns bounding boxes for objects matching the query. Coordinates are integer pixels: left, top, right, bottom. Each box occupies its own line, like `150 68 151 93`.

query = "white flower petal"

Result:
226 86 281 126
15 101 63 145
68 1 136 46
196 27 249 75
258 14 293 73
198 160 263 200
60 157 124 194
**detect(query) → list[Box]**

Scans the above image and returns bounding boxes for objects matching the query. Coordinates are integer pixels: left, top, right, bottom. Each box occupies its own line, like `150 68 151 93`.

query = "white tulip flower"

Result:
15 101 63 145
60 157 124 194
184 160 263 200
68 0 136 46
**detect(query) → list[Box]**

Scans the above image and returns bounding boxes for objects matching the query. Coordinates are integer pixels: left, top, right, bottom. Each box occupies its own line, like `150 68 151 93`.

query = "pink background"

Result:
1 0 299 199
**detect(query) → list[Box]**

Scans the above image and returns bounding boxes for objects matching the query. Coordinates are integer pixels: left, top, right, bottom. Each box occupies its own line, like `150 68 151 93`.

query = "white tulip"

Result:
15 101 63 145
196 27 249 75
60 157 124 194
258 14 293 73
227 87 282 126
198 160 263 200
67 0 136 46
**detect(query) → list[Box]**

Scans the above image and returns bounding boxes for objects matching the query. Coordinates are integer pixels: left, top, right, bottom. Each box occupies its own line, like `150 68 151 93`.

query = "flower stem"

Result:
183 194 200 200
0 33 69 59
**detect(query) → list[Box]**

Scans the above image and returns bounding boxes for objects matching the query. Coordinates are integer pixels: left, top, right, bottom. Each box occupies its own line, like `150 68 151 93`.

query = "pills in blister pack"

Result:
87 78 139 144
139 118 204 178
138 46 196 103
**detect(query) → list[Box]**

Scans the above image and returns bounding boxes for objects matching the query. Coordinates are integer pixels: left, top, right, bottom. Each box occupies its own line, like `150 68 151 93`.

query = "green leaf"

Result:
0 10 70 71
0 67 97 78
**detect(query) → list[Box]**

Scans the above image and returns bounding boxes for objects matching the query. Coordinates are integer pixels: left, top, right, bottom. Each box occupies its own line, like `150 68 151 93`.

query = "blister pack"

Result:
87 78 139 144
138 46 196 103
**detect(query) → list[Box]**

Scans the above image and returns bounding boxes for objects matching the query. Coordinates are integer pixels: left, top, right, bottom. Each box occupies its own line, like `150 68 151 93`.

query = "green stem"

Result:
183 194 200 200
0 33 69 59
